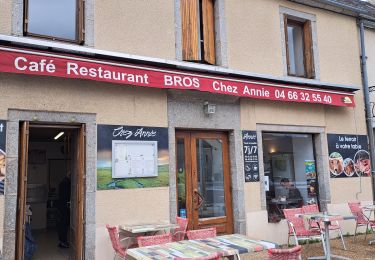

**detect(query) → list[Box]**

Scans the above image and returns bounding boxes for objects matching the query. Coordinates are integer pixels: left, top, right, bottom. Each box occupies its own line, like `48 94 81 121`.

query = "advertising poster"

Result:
305 160 317 197
242 131 259 182
327 134 371 178
97 124 169 189
0 120 5 195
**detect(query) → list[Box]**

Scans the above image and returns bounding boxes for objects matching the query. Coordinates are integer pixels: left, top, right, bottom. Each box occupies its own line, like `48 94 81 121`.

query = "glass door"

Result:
176 131 233 234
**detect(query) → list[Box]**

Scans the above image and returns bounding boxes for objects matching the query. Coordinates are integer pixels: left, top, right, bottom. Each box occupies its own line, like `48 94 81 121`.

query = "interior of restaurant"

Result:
25 127 73 259
177 139 226 218
262 132 318 223
196 139 225 218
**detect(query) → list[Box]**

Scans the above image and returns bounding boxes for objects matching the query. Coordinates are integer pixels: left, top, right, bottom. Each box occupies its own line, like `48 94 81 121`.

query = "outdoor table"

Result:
126 234 277 259
119 223 180 234
119 223 180 248
361 205 375 245
297 213 356 260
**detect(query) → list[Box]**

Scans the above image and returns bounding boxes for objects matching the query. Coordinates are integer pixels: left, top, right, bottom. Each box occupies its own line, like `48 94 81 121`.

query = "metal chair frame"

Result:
348 201 375 241
106 224 132 260
283 208 326 254
302 204 346 250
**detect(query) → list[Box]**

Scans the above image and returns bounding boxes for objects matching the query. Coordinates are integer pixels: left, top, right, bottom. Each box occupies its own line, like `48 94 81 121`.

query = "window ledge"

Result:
0 34 359 92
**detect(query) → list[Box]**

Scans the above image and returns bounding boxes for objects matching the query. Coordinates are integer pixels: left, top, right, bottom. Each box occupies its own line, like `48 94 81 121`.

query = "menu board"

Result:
327 134 371 178
242 131 259 182
97 124 169 189
112 140 158 178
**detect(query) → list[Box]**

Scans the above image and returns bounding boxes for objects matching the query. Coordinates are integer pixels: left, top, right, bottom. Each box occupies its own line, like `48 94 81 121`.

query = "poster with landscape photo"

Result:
327 134 371 178
97 124 169 189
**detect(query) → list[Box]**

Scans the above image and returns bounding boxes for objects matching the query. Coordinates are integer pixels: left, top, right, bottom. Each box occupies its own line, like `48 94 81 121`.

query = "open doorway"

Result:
16 123 85 260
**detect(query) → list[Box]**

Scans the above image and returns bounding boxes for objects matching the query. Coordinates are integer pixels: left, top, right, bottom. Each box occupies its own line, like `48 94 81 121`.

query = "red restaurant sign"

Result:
0 46 355 107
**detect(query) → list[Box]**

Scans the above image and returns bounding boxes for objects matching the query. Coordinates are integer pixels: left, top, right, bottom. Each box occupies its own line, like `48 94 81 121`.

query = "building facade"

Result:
0 0 374 259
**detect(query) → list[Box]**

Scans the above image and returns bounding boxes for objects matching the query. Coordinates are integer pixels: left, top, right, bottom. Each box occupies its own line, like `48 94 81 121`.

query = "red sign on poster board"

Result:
0 46 355 107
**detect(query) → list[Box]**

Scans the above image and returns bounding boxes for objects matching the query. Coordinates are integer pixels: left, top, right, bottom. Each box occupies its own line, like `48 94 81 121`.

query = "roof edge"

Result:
288 0 375 21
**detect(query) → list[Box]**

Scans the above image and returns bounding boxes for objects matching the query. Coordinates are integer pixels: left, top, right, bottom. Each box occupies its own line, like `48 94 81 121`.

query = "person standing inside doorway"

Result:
58 174 71 248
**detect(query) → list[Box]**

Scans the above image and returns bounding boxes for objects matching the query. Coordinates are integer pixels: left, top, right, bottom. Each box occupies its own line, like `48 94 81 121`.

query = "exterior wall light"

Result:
204 101 216 115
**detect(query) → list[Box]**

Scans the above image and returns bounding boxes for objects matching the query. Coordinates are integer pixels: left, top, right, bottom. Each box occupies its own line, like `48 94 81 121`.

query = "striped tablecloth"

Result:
126 234 276 260
119 223 180 234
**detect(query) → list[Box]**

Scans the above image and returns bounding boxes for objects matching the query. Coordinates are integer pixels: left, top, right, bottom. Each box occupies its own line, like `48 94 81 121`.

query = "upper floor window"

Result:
284 16 315 79
181 0 216 65
24 0 84 43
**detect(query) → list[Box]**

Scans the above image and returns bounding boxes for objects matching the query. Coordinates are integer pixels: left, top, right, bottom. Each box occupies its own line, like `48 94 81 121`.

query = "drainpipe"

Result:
359 19 375 204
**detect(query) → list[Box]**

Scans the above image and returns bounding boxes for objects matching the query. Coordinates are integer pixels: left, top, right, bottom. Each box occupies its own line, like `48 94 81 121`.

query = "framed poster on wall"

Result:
327 134 371 178
112 140 158 178
97 124 169 190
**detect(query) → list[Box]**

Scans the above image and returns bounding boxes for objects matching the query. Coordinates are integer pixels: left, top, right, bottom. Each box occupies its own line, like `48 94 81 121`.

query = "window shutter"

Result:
23 0 30 35
77 0 85 44
303 20 315 79
202 0 215 65
284 15 291 74
181 0 200 61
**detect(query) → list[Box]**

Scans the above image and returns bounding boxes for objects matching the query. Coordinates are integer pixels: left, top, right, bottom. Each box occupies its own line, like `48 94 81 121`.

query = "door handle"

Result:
194 189 204 210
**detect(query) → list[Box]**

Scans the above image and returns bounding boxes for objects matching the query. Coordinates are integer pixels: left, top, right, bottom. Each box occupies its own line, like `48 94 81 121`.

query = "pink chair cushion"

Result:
302 204 320 229
268 245 302 260
137 233 172 247
294 229 321 237
348 202 367 223
173 217 189 241
302 204 319 214
186 227 217 240
176 217 188 231
283 208 304 235
106 224 126 257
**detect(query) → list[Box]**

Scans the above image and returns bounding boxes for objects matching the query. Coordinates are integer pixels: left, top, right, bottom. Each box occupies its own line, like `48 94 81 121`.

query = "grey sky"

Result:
28 0 77 40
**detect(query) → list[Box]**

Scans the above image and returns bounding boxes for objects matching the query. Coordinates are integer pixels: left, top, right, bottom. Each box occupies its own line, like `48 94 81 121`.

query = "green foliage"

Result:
97 165 169 190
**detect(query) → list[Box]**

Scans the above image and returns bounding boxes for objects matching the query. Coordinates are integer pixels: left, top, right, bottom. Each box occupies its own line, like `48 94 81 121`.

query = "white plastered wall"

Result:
237 0 369 244
226 0 363 86
0 73 169 258
94 0 175 60
327 178 373 236
96 188 170 259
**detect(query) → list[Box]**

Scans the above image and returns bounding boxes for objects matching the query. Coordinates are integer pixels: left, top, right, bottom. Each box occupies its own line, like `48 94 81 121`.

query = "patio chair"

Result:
106 224 132 260
187 227 240 260
348 201 375 240
267 245 302 260
186 227 217 240
137 233 172 247
283 208 324 248
172 217 188 241
302 204 346 250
